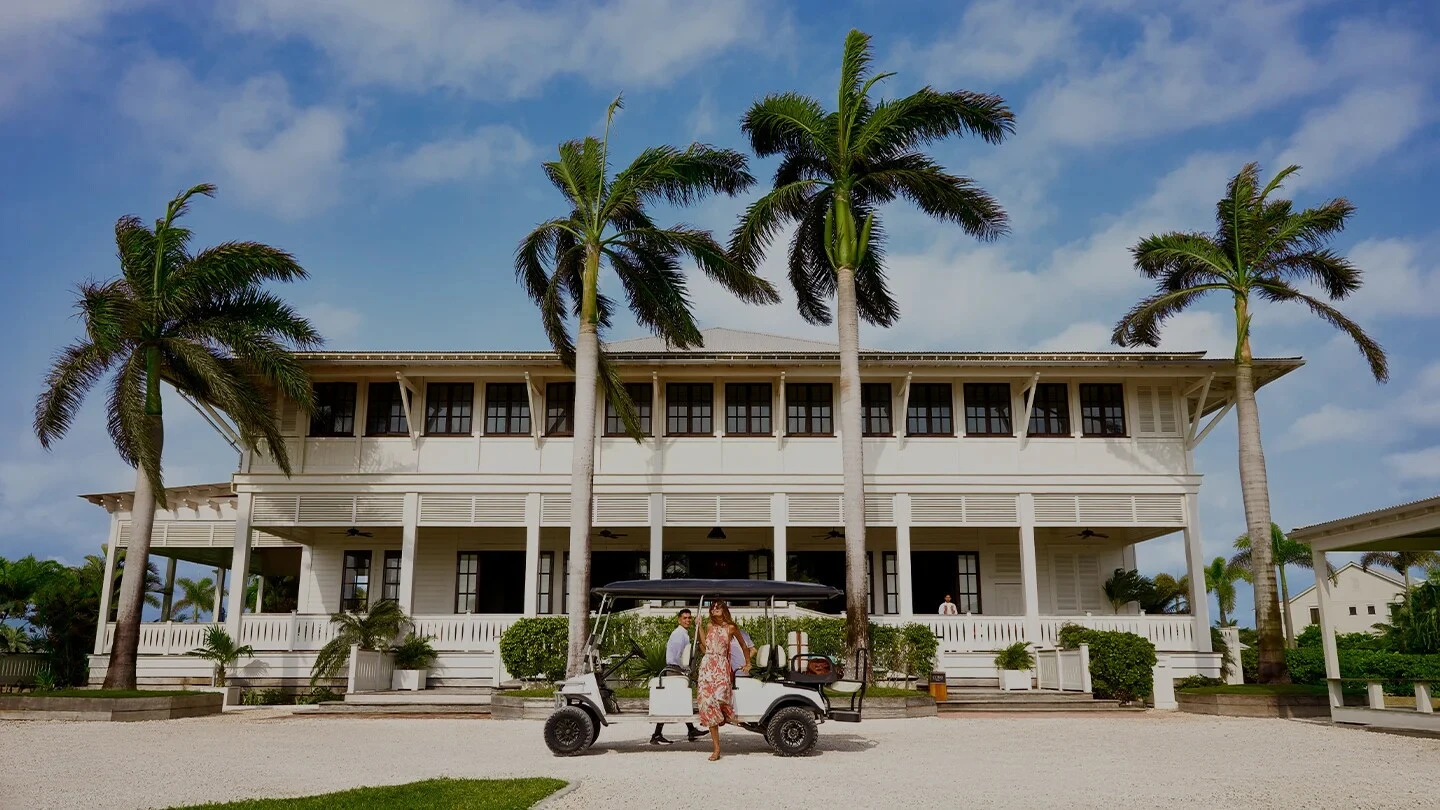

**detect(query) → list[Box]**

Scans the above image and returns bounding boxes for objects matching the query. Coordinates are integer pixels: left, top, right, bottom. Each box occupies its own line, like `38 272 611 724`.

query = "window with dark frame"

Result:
425 382 474 436
1348 606 1357 616
310 382 357 437
956 552 981 613
665 382 713 435
1367 605 1376 615
604 383 653 436
545 382 575 436
560 552 570 615
906 383 954 436
340 550 371 612
862 383 892 436
381 550 402 602
1028 383 1071 437
964 383 1013 436
1079 383 1126 436
882 551 898 614
365 382 409 436
1309 607 1320 625
786 383 833 435
483 383 530 435
538 551 554 614
725 383 772 435
456 552 479 613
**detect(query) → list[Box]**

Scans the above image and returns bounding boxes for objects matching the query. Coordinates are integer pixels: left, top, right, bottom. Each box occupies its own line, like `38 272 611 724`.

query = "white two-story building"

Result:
85 329 1300 687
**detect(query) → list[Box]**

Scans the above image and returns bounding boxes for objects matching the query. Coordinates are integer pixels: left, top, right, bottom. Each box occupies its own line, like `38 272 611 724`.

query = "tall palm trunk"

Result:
835 263 869 669
1233 314 1287 682
564 243 602 677
160 557 176 622
104 415 163 690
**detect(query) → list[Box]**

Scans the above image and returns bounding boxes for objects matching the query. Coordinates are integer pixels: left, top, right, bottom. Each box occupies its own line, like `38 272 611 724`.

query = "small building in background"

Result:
1287 561 1404 636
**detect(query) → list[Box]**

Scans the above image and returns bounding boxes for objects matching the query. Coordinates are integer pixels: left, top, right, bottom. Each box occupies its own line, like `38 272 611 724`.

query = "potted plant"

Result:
994 641 1034 691
390 632 438 691
188 626 255 705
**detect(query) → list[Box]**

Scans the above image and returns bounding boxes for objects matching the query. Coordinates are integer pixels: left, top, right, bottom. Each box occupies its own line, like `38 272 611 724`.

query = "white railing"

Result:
869 614 1200 651
104 613 516 655
1038 615 1196 650
106 622 223 655
0 654 47 686
892 616 1029 651
347 645 393 692
414 615 521 651
619 604 834 620
1036 645 1091 692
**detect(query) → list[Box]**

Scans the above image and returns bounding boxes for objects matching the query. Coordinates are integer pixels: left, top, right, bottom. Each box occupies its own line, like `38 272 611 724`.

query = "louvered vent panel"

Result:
252 496 299 525
296 496 356 524
116 523 132 546
277 396 300 437
1033 495 1079 525
910 495 965 524
865 494 895 524
595 495 651 526
1053 553 1078 612
664 495 719 525
991 552 1021 581
355 495 405 524
1134 495 1185 525
1136 385 1157 434
163 524 216 544
786 494 841 525
965 495 1019 524
473 496 526 524
1077 496 1136 524
1077 554 1104 612
419 495 474 524
541 495 571 525
718 495 772 524
1155 386 1179 434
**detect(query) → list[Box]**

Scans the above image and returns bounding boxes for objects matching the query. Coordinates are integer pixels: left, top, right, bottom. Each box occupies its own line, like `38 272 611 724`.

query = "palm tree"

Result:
516 98 777 677
731 29 1013 663
0 623 36 653
187 625 254 687
1111 163 1388 682
172 577 217 623
1361 551 1440 590
311 598 411 684
1103 568 1152 612
1147 573 1190 614
34 184 320 689
1231 523 1336 648
0 555 66 623
1203 556 1245 626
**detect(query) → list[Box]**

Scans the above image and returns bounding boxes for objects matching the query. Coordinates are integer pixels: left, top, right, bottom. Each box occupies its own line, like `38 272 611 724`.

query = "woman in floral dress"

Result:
697 600 751 760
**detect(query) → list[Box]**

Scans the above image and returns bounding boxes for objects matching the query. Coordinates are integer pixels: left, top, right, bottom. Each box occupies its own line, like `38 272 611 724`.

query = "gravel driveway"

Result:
3 710 1437 809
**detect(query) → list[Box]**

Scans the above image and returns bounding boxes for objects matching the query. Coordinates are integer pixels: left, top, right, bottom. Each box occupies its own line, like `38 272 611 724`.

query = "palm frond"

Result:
1111 285 1228 348
1254 280 1388 381
106 352 164 501
860 155 1008 240
852 88 1015 157
35 342 113 449
606 144 754 213
171 242 308 303
741 92 832 160
728 180 820 274
620 226 778 306
838 29 875 115
1131 232 1237 282
603 244 702 348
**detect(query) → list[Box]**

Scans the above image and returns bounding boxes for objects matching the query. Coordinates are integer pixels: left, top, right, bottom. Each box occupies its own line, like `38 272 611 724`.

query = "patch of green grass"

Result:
24 689 200 699
167 778 565 809
1177 683 1328 696
826 686 926 698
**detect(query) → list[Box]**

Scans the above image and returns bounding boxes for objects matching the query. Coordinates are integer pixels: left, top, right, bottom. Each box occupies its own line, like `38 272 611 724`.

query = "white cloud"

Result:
901 0 1075 82
1285 360 1440 449
117 59 348 218
387 126 536 187
687 92 718 140
301 303 364 345
0 0 145 115
1276 85 1430 190
226 0 773 99
1341 238 1440 319
1385 445 1440 481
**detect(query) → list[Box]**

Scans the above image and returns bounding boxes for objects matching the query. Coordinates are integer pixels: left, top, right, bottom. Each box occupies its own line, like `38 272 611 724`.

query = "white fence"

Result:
347 645 394 693
106 613 522 655
1035 645 1092 692
0 654 47 686
1037 615 1196 650
874 614 1199 652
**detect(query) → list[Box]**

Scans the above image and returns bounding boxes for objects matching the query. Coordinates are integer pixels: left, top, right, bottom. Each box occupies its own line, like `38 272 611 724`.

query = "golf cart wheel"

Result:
544 706 594 756
766 706 818 757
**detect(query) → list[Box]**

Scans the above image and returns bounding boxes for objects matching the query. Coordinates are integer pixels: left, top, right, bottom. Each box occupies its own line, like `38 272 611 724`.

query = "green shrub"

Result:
499 617 568 682
1240 646 1259 683
296 686 340 704
391 633 438 670
242 687 290 705
1210 627 1232 682
1057 626 1156 702
994 642 1035 671
1056 623 1090 650
1285 647 1440 694
1174 675 1224 690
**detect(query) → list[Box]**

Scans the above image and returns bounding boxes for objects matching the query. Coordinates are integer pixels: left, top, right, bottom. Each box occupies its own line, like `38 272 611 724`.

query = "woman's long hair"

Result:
702 600 736 651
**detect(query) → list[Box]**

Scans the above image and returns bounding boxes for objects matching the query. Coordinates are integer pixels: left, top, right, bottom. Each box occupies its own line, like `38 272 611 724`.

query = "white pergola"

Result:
1291 494 1440 731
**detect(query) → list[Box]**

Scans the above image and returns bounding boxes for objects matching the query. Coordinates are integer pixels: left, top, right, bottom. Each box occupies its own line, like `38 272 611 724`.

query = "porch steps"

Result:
306 687 494 715
937 688 1142 713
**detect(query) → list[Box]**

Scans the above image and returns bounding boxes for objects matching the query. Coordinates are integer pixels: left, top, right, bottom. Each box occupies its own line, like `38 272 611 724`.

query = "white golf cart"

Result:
543 578 869 757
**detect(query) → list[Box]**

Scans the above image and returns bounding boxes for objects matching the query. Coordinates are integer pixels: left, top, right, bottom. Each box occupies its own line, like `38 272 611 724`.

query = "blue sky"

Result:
2 0 1437 623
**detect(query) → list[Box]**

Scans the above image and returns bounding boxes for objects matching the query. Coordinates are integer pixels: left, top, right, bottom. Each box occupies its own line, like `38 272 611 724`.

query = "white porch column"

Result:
213 567 226 620
296 544 314 614
253 574 264 613
772 493 788 581
224 492 253 638
1312 546 1343 708
94 524 120 654
1182 492 1213 652
523 493 541 616
398 492 420 614
648 493 664 579
1018 493 1041 646
895 494 913 618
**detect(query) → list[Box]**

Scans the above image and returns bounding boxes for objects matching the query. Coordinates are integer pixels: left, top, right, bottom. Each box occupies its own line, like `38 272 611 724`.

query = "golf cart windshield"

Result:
591 578 843 601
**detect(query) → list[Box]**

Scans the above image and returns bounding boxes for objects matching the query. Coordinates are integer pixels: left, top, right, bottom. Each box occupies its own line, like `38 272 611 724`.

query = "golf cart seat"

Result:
754 644 788 679
787 653 841 685
649 674 689 690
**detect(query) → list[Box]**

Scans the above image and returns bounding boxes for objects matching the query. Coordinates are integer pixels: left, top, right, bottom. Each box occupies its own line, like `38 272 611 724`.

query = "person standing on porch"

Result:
939 594 959 615
651 609 703 746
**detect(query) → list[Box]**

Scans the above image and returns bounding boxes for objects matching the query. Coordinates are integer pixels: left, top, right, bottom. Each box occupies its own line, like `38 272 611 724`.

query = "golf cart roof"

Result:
592 578 843 600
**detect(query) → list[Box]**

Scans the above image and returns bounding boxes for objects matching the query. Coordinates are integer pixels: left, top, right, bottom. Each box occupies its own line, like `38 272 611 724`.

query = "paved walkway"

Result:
3 710 1438 808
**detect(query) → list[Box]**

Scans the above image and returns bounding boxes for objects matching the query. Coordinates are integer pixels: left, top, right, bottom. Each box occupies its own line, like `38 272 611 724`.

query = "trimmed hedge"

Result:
1057 624 1157 703
1285 647 1440 694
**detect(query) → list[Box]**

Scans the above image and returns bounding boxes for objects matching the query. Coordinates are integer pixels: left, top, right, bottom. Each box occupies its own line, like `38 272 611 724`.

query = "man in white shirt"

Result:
652 609 703 745
939 594 959 615
729 628 753 673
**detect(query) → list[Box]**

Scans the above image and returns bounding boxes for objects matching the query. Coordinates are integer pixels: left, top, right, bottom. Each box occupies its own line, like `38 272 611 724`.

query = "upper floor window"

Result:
310 382 356 437
484 383 530 435
666 382 713 436
365 382 409 437
605 383 653 436
1079 383 1126 437
786 383 833 435
545 382 574 436
964 383 1012 436
340 550 371 612
906 383 953 436
726 383 772 435
1028 383 1071 437
425 382 474 436
862 383 892 436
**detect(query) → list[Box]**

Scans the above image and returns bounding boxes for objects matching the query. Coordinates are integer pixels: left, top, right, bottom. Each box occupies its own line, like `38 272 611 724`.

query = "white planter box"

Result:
196 685 243 706
392 669 427 691
999 668 1032 691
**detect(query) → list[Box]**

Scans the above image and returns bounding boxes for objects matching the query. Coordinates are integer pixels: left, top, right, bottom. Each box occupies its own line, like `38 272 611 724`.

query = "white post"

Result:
94 524 121 654
523 493 540 616
296 544 314 615
253 574 264 614
1079 643 1092 693
1182 493 1213 652
895 494 913 619
1367 681 1385 710
1018 494 1041 647
648 493 664 580
213 567 226 622
1312 547 1343 708
1151 655 1177 710
287 609 299 652
1416 683 1433 714
772 493 788 582
399 492 420 614
224 492 253 639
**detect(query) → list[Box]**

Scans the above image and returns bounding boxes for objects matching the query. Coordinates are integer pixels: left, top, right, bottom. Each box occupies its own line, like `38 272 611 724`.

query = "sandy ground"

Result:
3 709 1438 809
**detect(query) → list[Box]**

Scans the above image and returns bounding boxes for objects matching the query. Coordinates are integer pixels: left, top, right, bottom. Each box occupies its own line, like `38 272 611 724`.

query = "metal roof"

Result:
606 328 849 354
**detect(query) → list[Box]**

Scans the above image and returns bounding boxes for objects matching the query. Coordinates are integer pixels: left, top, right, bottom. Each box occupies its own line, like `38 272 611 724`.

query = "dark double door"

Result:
911 551 981 615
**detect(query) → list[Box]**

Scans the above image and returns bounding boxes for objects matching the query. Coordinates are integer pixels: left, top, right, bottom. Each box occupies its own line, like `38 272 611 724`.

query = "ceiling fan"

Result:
333 527 373 538
1071 528 1109 539
595 529 629 539
812 528 845 539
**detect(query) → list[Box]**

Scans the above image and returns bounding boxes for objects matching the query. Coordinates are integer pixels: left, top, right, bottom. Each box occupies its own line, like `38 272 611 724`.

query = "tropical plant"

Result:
1112 163 1388 682
731 29 1013 666
391 632 438 671
34 184 320 689
1203 556 1246 626
516 100 777 677
1103 568 1153 613
1375 579 1440 655
0 555 66 623
172 576 218 624
1360 551 1440 591
994 641 1035 671
187 625 255 687
0 623 36 653
310 599 411 684
498 617 569 683
1231 523 1335 648
29 557 104 687
1146 573 1190 614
